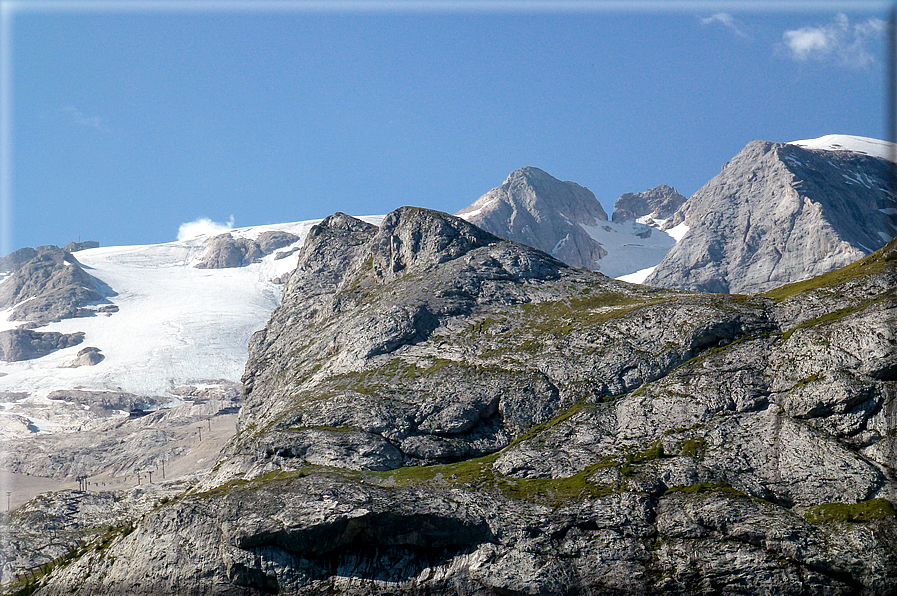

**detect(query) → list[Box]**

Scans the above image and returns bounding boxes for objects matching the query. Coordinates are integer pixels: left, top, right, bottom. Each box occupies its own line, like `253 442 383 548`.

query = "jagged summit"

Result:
646 139 897 293
459 166 608 225
611 184 686 223
372 206 501 280
457 168 686 279
457 167 609 270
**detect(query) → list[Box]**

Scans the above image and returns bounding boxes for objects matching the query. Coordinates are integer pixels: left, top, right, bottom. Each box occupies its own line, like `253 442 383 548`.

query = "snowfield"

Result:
0 217 382 406
789 134 897 162
581 218 678 279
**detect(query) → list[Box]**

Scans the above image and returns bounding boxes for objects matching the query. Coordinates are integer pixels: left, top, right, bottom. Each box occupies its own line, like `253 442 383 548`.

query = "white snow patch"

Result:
550 237 564 256
615 266 656 284
0 216 383 402
878 231 893 242
0 297 37 332
789 135 897 163
879 208 897 215
666 222 690 243
635 215 667 226
580 220 676 279
457 199 495 221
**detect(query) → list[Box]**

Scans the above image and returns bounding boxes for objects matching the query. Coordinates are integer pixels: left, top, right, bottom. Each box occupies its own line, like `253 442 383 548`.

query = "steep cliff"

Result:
645 139 897 293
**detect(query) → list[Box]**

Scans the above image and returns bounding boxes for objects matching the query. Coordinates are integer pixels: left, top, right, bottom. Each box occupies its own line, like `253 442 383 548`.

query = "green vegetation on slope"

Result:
804 498 896 524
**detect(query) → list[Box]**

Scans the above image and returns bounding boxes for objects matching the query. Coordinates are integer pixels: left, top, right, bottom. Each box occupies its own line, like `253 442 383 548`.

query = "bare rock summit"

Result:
457 166 609 270
645 139 897 293
612 184 686 223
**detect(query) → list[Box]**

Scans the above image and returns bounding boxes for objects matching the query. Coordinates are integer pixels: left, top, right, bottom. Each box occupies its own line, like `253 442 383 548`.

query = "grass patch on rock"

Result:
664 482 745 497
805 498 896 524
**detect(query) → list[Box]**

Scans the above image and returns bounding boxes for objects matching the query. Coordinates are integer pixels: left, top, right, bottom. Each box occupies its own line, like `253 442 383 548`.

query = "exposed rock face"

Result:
0 246 109 325
62 240 99 252
46 389 155 413
195 231 300 269
31 208 897 595
457 167 610 270
256 231 300 254
0 329 84 362
612 184 686 222
645 140 897 293
0 247 39 272
63 346 104 367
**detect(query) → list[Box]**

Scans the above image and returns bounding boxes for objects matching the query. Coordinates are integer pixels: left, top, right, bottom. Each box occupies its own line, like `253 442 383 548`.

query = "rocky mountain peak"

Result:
488 166 609 224
647 138 897 293
371 206 499 280
457 167 609 270
612 184 686 223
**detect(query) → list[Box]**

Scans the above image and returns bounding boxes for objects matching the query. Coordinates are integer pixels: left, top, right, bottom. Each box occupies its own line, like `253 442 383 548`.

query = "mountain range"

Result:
460 135 896 292
0 134 895 595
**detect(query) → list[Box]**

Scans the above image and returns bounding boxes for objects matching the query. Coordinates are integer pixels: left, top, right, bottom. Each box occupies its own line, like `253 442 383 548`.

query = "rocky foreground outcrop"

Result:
17 208 897 595
646 140 897 293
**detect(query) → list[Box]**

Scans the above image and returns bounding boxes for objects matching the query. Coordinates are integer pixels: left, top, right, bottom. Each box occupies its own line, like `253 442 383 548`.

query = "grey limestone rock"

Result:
256 231 300 254
0 246 110 326
457 166 609 270
195 234 265 269
0 329 84 362
62 240 99 252
612 184 686 223
195 231 300 269
26 211 897 595
63 346 104 367
46 389 157 413
646 140 897 293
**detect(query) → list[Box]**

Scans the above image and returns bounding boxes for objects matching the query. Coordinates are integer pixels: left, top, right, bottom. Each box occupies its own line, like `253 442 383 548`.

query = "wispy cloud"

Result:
782 13 885 69
700 12 749 39
60 104 108 131
177 215 235 241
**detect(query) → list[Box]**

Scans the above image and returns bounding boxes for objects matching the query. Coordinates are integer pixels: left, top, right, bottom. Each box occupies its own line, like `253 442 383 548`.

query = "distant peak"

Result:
508 166 552 180
788 134 897 163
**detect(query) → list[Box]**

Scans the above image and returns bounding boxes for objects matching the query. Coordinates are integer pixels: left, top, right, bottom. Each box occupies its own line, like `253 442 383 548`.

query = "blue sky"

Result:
1 1 892 251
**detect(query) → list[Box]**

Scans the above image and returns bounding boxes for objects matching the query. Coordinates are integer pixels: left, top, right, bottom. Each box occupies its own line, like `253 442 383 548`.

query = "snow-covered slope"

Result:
789 134 897 162
579 218 679 279
0 217 382 411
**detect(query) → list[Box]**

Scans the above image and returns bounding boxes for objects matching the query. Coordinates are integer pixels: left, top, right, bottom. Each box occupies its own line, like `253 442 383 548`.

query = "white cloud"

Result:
782 13 886 69
177 215 235 241
60 105 107 131
700 12 749 39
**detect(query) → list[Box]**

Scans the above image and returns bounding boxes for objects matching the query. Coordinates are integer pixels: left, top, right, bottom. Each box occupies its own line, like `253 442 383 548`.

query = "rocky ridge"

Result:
20 207 896 596
612 184 686 223
0 245 112 328
646 140 897 293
